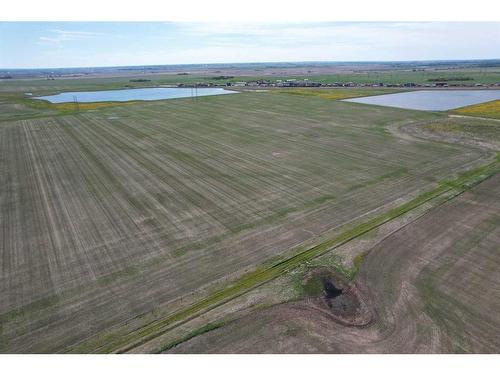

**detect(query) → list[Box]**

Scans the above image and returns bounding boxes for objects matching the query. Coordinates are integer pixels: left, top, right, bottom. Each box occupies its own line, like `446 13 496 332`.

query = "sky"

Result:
0 22 499 69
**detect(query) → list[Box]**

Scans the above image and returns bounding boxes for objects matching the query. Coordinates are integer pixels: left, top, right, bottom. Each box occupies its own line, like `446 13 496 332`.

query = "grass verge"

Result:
155 322 224 353
273 88 404 100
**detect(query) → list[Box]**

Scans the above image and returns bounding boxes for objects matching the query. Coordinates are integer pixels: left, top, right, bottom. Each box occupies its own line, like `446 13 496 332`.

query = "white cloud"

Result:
9 22 500 68
173 22 500 52
38 29 107 44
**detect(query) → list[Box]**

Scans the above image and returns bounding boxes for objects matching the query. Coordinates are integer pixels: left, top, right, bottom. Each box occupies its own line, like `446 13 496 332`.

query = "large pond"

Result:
34 87 238 103
343 90 500 111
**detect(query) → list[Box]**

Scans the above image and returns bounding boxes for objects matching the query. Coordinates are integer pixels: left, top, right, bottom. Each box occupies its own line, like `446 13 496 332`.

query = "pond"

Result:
343 90 500 111
34 87 238 103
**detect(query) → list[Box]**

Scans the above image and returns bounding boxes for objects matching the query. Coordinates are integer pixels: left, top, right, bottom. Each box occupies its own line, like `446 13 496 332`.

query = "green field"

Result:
1 66 498 96
0 84 497 353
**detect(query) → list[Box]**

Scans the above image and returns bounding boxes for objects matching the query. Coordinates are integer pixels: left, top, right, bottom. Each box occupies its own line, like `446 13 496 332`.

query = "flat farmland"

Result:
170 172 500 353
0 92 490 352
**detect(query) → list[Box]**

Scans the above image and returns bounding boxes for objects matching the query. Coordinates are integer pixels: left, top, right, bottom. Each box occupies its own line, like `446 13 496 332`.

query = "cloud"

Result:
8 22 499 68
171 22 436 48
38 29 107 44
174 22 498 48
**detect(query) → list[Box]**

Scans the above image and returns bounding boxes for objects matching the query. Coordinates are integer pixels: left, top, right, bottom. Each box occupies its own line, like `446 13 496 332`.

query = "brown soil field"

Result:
0 90 496 353
169 172 500 353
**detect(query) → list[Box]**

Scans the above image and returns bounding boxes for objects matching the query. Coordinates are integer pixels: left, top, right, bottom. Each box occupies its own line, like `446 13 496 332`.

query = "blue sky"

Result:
1 22 499 69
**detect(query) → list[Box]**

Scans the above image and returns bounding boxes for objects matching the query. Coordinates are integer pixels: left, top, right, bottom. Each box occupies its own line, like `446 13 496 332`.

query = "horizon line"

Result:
2 58 500 72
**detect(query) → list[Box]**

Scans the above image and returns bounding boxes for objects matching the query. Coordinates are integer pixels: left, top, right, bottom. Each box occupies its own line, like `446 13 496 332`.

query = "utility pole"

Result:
73 95 80 111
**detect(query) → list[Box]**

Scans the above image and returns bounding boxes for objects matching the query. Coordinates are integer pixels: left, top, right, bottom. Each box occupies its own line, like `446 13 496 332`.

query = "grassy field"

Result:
452 99 500 119
284 68 500 85
0 88 495 353
1 66 498 96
